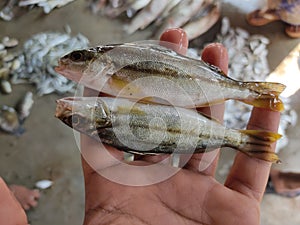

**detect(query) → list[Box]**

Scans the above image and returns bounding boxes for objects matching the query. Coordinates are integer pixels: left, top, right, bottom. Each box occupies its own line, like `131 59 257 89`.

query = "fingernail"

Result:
201 43 228 74
160 28 188 55
203 43 227 61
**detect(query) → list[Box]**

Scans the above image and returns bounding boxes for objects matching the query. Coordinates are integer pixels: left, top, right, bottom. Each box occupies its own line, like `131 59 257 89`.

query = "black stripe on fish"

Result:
120 61 190 78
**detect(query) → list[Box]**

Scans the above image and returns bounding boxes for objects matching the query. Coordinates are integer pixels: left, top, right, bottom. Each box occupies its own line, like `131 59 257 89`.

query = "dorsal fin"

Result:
89 44 123 53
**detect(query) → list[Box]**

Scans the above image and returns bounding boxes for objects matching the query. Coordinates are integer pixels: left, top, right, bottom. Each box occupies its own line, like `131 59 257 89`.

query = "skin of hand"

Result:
81 28 280 225
9 185 40 211
0 178 28 225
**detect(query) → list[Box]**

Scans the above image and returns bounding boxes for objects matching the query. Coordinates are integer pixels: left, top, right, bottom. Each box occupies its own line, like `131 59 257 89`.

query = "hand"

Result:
0 178 28 225
80 28 280 225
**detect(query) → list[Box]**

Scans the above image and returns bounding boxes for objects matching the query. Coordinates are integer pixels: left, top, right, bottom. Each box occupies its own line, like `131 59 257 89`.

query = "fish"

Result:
87 0 220 40
19 0 76 14
182 3 221 40
123 0 169 34
55 42 286 111
104 0 135 18
0 0 18 21
126 0 152 18
153 0 205 39
152 0 183 26
0 80 12 94
88 0 107 14
55 96 281 163
0 105 24 135
16 91 34 123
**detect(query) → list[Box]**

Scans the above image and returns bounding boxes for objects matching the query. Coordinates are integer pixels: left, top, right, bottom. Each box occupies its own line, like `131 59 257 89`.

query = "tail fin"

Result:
240 130 282 142
241 82 286 112
231 130 282 163
242 150 281 164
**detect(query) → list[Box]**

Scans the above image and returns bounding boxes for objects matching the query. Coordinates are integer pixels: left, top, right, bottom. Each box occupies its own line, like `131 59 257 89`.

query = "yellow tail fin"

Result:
243 150 281 164
240 130 282 142
242 95 284 112
241 82 286 112
229 129 282 163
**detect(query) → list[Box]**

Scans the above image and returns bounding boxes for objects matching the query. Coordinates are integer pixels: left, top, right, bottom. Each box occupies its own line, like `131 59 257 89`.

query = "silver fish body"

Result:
56 97 281 163
55 43 285 111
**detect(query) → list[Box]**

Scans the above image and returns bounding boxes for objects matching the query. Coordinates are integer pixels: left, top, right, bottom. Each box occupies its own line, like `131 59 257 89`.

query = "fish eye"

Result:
72 114 83 125
70 51 84 62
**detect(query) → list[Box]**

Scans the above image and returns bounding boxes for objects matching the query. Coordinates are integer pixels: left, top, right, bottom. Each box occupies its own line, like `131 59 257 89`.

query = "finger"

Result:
159 28 188 55
28 199 38 208
184 43 228 176
225 108 280 201
23 204 30 211
32 189 40 198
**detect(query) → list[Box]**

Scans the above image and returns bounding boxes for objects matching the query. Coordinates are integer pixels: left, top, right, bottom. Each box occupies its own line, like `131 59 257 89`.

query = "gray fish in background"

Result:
86 0 221 40
182 3 221 40
153 0 205 39
16 91 34 123
55 97 281 163
0 91 34 136
11 31 89 96
0 105 24 135
55 43 285 111
123 0 169 34
18 0 77 14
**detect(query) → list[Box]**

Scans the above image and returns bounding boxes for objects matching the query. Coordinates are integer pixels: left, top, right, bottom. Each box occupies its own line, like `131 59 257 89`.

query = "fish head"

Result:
55 97 111 133
55 46 118 89
55 49 100 83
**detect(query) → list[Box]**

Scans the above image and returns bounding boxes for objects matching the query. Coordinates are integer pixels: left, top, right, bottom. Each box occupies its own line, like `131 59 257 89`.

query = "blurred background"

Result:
0 0 299 224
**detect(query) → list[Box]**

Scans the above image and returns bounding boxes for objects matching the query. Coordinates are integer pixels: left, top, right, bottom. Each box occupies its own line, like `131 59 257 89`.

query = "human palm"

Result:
82 162 262 225
81 29 280 225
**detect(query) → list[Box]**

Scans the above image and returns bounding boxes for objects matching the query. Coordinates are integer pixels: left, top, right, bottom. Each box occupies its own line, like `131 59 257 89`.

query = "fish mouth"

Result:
55 98 74 118
54 65 65 73
55 58 66 70
54 61 68 75
54 60 68 76
55 97 88 118
55 64 82 83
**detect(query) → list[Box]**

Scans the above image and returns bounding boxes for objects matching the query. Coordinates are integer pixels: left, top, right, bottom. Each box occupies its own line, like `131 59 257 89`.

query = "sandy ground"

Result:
0 1 299 224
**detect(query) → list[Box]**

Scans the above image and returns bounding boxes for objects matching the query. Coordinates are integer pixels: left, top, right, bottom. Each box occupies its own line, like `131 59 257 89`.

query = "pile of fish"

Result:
0 37 34 136
10 31 89 96
87 0 221 40
55 42 286 163
0 91 34 135
213 17 297 152
0 0 77 21
0 36 19 95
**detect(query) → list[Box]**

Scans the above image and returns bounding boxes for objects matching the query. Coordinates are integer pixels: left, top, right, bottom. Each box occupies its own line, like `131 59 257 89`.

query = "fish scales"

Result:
55 97 281 163
57 97 226 152
110 63 250 109
55 43 285 111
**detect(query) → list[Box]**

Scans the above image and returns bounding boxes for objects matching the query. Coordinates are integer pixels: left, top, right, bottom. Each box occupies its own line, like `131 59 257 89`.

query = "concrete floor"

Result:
0 1 299 225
